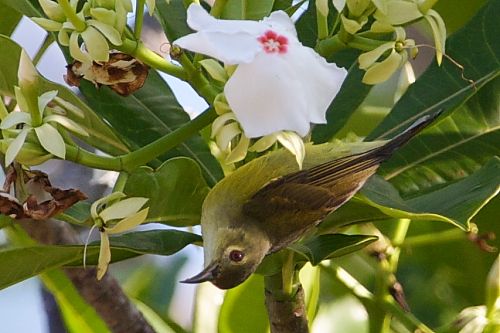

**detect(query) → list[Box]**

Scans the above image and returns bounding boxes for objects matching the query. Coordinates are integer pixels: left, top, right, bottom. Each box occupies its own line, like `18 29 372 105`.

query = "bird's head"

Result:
182 226 271 289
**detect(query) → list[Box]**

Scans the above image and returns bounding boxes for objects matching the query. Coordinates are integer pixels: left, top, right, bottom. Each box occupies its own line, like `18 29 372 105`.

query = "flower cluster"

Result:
32 0 133 62
88 192 149 279
0 51 88 166
174 4 347 169
332 0 446 84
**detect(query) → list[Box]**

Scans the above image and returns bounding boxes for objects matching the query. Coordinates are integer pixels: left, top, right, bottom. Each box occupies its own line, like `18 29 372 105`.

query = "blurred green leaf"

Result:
379 78 500 197
41 269 110 333
0 230 200 289
0 215 12 229
80 70 223 185
124 157 209 226
272 0 293 11
0 6 22 35
133 299 179 333
0 35 129 155
221 0 274 20
368 0 499 140
434 0 487 34
290 234 378 266
154 0 191 42
218 274 269 333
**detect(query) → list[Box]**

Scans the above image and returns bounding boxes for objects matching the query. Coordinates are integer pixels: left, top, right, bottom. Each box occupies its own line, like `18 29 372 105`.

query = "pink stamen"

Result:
258 30 288 54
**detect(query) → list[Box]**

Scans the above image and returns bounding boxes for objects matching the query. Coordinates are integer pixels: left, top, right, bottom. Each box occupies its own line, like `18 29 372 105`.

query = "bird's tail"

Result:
374 109 443 159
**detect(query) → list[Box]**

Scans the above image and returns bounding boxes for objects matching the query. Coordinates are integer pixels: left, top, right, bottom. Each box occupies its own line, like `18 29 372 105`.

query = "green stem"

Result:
211 0 228 18
316 34 386 57
33 34 54 66
118 39 187 80
178 54 219 103
282 251 295 296
395 229 466 248
316 0 329 40
329 264 435 333
65 109 217 171
112 172 129 192
57 0 86 31
120 108 217 170
390 219 410 271
134 0 146 39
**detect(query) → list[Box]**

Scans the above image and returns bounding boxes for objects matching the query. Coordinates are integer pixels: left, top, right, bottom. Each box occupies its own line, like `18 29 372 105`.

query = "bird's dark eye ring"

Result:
229 250 244 262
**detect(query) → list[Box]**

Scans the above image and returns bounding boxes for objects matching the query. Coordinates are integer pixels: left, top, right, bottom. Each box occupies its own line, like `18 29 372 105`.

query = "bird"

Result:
182 112 442 289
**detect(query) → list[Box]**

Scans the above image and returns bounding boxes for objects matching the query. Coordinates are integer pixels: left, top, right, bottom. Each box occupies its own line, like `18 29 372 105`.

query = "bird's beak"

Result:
181 261 220 284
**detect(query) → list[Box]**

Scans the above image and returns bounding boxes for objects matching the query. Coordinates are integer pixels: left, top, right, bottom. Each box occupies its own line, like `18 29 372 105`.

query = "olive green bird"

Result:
183 112 441 289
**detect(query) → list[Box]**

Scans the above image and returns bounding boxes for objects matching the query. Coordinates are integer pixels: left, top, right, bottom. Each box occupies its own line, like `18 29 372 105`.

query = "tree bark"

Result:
264 274 309 333
18 218 155 333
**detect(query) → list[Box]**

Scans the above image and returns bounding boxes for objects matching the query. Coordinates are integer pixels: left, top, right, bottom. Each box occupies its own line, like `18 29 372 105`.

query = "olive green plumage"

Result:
183 112 441 289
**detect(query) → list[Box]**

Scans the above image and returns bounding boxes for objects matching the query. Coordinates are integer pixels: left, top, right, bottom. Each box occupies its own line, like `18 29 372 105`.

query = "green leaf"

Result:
0 215 13 229
379 77 500 197
218 274 269 333
368 0 500 140
0 35 129 155
0 229 200 290
124 157 210 226
0 0 42 17
80 70 223 185
56 201 92 225
154 0 191 42
289 234 378 265
322 159 500 231
273 0 293 11
221 0 274 20
41 269 110 333
0 5 22 35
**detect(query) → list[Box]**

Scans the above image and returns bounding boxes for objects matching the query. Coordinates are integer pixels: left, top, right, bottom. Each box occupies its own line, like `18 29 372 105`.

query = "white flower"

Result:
174 4 347 138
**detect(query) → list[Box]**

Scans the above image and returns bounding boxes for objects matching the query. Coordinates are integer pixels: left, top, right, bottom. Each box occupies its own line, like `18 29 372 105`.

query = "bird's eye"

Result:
229 250 245 262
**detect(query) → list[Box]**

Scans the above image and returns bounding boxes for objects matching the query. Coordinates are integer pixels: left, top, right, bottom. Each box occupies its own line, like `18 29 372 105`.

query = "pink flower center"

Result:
258 30 288 54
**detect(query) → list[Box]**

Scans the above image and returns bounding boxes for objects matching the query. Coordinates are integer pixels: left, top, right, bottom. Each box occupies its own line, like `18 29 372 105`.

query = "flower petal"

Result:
43 114 89 136
225 134 250 164
106 208 149 234
18 50 38 89
358 42 395 69
37 90 58 117
81 26 111 62
39 0 65 21
199 59 228 82
99 197 149 222
225 53 308 138
425 10 446 65
0 112 32 129
88 19 122 45
362 50 403 84
216 122 241 151
249 134 277 152
5 128 29 166
374 0 423 25
146 0 155 15
91 192 126 220
285 45 347 125
69 31 91 62
90 8 117 27
97 232 111 280
276 131 305 169
34 123 66 158
211 112 237 138
31 17 63 31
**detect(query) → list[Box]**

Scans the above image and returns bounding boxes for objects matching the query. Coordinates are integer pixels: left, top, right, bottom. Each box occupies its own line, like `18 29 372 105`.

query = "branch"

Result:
264 272 309 333
18 218 155 333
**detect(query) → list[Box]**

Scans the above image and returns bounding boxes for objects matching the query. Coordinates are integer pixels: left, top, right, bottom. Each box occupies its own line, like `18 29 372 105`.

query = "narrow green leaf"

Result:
289 234 378 266
218 275 269 333
41 269 110 333
124 157 210 226
56 201 92 226
0 230 200 289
